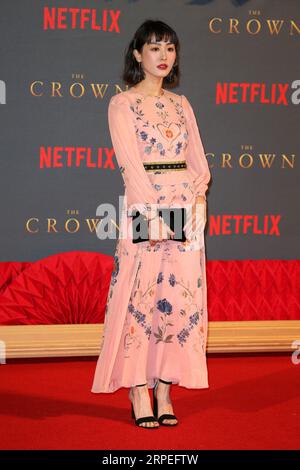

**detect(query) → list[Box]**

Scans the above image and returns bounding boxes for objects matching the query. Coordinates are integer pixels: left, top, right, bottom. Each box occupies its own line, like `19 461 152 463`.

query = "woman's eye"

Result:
151 47 175 52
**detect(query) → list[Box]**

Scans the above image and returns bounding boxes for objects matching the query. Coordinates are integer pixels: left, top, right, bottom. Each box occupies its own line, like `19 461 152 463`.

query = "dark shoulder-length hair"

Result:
122 19 180 89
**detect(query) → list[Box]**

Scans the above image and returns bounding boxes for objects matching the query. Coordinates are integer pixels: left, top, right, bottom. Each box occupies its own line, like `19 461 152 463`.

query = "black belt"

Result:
143 161 187 172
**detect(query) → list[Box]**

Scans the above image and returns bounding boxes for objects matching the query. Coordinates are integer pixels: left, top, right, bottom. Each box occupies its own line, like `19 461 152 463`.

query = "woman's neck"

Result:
132 80 164 97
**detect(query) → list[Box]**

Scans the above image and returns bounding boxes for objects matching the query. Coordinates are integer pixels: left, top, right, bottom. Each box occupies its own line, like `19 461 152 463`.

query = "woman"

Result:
91 19 211 429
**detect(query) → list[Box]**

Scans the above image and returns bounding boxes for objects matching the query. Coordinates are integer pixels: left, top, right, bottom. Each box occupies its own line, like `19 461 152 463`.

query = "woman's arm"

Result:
107 93 159 221
181 94 211 201
181 95 210 238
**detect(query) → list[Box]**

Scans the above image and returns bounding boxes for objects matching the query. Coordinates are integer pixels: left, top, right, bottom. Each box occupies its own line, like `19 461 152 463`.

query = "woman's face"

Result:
134 35 176 80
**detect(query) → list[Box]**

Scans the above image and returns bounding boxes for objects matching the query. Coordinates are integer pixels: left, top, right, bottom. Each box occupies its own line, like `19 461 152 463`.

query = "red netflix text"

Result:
43 8 120 32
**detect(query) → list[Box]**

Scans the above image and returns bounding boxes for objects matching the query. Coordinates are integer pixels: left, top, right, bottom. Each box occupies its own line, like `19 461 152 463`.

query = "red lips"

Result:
157 64 168 69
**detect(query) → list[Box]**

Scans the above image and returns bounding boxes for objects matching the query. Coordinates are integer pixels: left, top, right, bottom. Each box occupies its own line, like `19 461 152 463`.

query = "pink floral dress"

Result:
91 87 211 393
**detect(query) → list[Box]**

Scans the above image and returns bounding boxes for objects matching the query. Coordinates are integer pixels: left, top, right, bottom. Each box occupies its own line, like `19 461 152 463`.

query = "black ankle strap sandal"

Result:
153 379 178 426
130 383 160 429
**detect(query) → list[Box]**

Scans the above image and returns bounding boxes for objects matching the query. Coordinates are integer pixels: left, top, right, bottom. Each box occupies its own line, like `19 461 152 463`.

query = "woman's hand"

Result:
148 214 175 247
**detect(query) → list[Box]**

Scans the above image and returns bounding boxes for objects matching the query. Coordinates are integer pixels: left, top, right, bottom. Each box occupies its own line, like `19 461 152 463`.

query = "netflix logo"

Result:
39 146 115 169
209 215 281 236
43 7 120 32
216 81 300 106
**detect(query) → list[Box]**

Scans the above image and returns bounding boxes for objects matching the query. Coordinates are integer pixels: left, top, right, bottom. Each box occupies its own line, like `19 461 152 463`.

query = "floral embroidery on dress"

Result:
147 269 205 348
177 308 204 347
122 263 161 356
157 122 181 143
169 96 186 126
130 94 188 157
128 303 152 339
154 298 174 344
123 324 142 357
155 101 169 123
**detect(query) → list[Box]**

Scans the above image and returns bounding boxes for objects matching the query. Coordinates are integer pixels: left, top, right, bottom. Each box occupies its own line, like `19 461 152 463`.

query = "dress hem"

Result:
91 379 209 394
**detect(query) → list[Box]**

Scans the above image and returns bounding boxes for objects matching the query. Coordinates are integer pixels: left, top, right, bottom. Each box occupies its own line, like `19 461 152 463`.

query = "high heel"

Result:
130 383 159 429
153 379 178 426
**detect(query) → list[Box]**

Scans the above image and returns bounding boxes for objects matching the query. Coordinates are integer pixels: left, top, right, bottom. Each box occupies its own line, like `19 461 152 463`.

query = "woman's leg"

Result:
154 379 178 425
129 383 159 428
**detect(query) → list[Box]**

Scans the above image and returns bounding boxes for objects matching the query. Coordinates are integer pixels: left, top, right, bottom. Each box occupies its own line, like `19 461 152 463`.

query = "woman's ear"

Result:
132 49 141 63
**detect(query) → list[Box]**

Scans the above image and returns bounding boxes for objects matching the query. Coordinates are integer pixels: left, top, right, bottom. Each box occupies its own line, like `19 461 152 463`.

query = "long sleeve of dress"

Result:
181 94 211 200
108 93 159 219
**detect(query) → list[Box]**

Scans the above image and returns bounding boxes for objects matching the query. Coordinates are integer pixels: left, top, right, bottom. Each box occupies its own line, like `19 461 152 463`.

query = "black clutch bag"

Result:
131 207 187 243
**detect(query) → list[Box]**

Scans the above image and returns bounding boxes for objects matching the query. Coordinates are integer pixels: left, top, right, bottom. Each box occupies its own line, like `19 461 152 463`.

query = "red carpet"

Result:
0 354 299 450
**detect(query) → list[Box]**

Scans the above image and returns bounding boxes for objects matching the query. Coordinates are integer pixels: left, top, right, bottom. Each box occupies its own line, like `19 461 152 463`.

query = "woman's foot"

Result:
129 384 159 428
154 380 178 425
